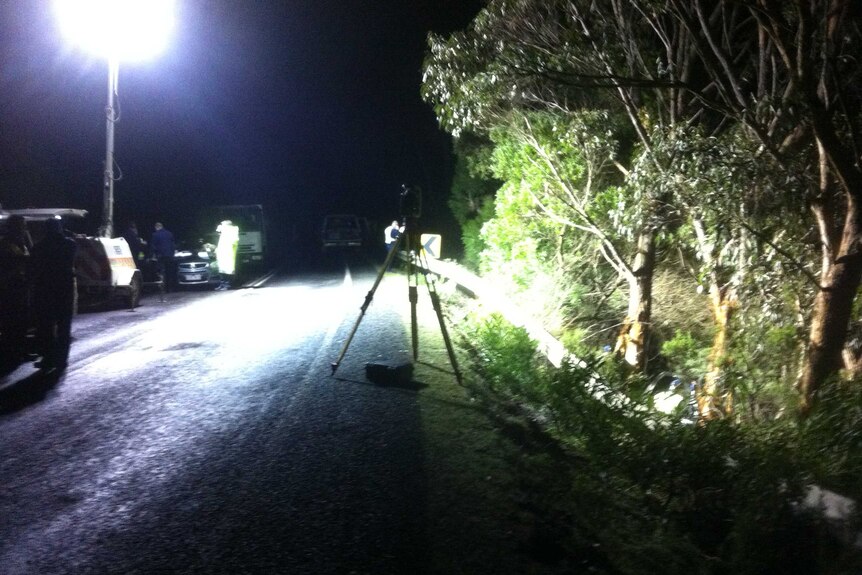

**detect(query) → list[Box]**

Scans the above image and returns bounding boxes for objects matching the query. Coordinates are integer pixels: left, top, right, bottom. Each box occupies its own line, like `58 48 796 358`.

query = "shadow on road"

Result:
0 369 63 415
332 374 429 392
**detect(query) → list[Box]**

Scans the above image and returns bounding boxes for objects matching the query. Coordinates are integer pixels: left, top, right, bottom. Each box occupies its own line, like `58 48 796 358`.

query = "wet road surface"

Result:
0 257 433 574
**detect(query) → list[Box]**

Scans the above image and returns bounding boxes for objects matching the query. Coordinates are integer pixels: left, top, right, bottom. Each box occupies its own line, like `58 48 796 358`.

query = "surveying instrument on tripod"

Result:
330 185 463 386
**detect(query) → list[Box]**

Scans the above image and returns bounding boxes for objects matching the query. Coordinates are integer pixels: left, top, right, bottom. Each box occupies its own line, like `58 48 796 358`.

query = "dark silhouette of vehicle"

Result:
321 214 366 252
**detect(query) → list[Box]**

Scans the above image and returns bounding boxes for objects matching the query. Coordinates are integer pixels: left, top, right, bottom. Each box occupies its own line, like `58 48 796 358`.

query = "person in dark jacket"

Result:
121 221 147 268
31 217 77 371
0 215 32 366
150 222 176 289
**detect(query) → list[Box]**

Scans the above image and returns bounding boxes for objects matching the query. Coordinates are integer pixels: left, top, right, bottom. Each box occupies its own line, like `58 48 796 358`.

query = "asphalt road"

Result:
0 255 433 574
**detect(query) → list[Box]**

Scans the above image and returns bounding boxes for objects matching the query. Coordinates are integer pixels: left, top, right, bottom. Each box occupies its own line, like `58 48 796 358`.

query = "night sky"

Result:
0 1 482 249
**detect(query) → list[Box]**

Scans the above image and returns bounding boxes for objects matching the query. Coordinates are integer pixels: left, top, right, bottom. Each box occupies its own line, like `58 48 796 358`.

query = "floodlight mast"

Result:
102 59 118 238
54 0 175 238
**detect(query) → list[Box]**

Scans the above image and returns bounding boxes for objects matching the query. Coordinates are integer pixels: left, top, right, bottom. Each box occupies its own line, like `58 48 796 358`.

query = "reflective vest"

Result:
216 223 239 275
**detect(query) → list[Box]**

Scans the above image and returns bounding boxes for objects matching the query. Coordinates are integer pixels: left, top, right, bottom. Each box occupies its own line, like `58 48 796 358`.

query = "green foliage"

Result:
800 381 862 499
458 311 862 573
429 0 862 570
448 135 500 270
475 109 643 335
462 312 545 401
725 319 804 421
661 331 710 382
457 201 495 271
479 182 550 288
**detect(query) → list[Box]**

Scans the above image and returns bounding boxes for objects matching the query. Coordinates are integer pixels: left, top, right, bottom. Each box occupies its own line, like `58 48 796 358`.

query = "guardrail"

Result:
405 253 678 413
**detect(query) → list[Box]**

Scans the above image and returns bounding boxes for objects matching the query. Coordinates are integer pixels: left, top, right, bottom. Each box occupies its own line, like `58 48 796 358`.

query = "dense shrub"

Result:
458 311 862 574
799 382 862 500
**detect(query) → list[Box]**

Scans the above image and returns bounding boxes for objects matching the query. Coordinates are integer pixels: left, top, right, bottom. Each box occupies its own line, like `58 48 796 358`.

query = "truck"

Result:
321 213 367 252
0 208 144 309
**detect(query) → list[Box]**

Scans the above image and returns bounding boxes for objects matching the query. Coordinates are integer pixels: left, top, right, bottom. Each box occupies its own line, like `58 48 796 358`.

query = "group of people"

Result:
0 214 241 374
122 221 178 289
0 215 77 372
123 219 238 291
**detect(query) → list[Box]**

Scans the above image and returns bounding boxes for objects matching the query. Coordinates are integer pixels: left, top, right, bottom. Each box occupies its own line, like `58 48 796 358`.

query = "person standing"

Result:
151 222 176 290
31 217 77 371
383 219 404 271
121 221 147 269
0 215 32 366
384 219 402 253
215 220 239 290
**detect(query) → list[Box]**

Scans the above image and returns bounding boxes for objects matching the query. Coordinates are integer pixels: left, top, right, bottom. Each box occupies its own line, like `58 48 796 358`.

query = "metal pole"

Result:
102 59 119 238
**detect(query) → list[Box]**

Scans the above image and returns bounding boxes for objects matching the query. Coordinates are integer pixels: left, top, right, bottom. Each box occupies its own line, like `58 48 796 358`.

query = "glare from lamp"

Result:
54 0 175 62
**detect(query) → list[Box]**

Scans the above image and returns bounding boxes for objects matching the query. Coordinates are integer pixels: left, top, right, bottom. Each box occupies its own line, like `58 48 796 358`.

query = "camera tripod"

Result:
330 218 463 386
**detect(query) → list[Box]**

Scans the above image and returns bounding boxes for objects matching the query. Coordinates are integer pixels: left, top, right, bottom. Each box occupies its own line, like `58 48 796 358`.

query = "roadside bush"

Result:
799 381 862 500
660 331 710 384
460 214 490 271
457 311 862 574
725 320 803 422
462 312 545 401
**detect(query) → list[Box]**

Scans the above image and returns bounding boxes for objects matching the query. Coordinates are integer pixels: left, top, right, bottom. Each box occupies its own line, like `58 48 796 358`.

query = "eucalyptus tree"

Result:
423 1 674 370
665 126 813 416
660 0 862 411
579 0 861 409
476 0 792 416
482 110 635 339
425 0 862 411
422 0 754 381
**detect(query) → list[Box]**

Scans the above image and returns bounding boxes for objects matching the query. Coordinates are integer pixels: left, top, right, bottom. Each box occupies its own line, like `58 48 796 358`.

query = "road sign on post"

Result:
421 234 441 259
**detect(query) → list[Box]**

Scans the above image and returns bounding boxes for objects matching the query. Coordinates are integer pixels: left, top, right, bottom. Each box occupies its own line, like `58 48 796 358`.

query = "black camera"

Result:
400 184 422 220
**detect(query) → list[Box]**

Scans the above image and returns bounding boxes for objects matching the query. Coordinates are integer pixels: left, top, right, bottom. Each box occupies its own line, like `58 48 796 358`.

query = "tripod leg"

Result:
330 233 404 375
416 249 464 385
410 285 419 360
427 290 463 386
408 234 419 360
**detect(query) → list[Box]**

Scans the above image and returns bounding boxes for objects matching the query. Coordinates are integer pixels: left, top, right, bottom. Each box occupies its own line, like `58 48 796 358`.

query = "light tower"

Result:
54 0 175 237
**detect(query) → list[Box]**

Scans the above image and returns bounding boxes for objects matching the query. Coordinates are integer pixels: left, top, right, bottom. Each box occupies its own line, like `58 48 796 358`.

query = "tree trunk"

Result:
799 196 862 411
841 347 862 378
698 285 737 419
615 230 656 370
797 1 862 409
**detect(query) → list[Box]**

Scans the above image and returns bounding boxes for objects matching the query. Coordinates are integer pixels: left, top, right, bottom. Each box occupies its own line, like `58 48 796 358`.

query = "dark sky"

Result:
0 0 482 244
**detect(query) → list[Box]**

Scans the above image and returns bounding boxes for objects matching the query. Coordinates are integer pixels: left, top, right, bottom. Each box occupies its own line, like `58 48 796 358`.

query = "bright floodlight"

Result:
55 0 175 62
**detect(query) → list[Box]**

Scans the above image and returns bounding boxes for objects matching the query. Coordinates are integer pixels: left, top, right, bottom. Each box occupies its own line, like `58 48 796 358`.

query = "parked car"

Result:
175 241 220 288
321 214 366 252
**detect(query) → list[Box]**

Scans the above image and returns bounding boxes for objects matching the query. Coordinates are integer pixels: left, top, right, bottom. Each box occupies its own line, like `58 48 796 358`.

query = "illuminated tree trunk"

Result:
615 230 655 370
698 285 737 419
800 123 862 412
800 197 862 411
688 212 744 420
841 347 862 378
